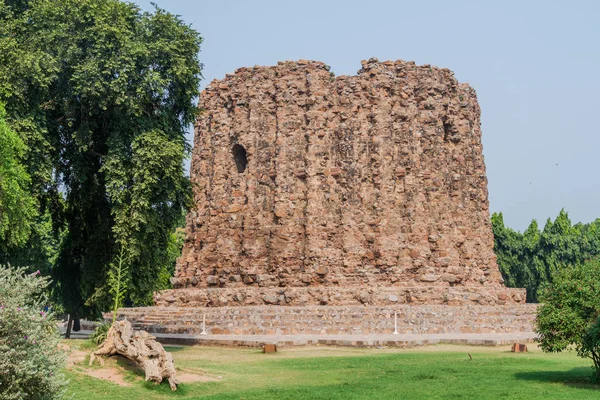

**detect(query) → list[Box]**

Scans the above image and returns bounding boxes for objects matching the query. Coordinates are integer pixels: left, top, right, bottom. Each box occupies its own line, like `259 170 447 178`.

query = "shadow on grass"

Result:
163 346 187 353
115 355 145 378
143 380 190 396
515 367 600 390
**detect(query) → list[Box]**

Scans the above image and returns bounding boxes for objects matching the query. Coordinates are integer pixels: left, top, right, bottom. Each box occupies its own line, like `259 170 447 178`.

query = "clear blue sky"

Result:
134 0 599 232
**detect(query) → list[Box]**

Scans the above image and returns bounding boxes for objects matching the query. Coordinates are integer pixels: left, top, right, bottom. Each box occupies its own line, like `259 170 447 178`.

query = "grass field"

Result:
64 341 600 399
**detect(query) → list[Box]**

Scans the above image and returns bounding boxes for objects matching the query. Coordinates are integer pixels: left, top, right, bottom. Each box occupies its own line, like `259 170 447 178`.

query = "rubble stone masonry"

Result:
164 58 525 307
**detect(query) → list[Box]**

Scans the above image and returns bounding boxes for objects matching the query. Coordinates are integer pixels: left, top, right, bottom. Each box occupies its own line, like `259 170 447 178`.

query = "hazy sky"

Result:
134 0 599 232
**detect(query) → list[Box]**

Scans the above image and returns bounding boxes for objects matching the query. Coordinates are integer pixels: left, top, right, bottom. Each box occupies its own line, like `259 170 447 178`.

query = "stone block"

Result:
441 273 457 283
511 343 528 353
263 343 277 353
420 274 438 282
262 294 279 305
315 265 328 275
206 276 218 285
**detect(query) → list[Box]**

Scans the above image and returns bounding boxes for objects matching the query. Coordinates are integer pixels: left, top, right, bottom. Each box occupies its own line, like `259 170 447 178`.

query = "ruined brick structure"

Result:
158 58 525 308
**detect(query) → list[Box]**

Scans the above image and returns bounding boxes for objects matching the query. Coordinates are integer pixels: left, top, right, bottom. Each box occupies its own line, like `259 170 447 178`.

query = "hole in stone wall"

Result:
232 144 248 173
442 118 459 143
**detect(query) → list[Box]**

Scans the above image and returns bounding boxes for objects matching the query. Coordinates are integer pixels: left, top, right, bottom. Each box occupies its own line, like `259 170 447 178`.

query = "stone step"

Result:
132 324 533 336
132 314 531 323
113 304 538 337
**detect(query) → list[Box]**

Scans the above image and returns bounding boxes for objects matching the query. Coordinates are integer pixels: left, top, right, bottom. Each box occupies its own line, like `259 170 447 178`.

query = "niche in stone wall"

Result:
442 116 461 143
232 144 248 173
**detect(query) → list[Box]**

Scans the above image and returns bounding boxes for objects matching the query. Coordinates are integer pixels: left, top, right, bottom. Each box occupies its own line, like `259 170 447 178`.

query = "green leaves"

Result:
105 129 190 254
108 246 129 324
0 103 37 247
535 259 600 381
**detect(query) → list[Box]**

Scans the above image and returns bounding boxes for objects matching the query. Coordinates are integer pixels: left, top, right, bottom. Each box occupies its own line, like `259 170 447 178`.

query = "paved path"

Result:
58 326 536 348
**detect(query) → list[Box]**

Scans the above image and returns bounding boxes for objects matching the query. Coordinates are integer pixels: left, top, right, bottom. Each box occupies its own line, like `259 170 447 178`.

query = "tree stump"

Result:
89 319 179 391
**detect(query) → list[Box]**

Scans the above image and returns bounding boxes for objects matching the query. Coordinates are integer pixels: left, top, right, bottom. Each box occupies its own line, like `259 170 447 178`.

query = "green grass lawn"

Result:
64 342 600 399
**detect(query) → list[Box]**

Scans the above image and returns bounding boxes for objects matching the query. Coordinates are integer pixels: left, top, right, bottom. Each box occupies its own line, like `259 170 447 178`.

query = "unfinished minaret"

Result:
157 58 525 307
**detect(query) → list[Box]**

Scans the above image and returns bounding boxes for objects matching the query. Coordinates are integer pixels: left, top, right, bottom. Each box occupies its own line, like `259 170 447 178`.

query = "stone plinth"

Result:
154 286 525 307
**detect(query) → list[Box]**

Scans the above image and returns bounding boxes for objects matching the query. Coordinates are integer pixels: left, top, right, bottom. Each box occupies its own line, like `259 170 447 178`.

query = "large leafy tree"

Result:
0 0 202 319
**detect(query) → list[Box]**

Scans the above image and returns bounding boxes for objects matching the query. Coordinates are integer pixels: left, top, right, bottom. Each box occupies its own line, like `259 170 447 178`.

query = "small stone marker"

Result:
263 343 277 353
511 343 528 352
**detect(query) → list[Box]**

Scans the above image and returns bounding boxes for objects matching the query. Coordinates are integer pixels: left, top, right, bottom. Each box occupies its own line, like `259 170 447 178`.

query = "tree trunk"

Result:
65 314 73 339
73 316 81 332
89 319 179 391
593 355 600 383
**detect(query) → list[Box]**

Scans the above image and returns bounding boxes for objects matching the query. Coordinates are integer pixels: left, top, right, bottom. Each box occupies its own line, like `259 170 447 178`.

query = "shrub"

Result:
91 322 112 345
0 265 67 399
536 258 600 381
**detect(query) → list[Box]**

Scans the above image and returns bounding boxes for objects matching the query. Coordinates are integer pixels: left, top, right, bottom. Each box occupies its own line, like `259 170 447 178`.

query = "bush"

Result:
536 258 600 381
91 322 111 345
0 265 67 399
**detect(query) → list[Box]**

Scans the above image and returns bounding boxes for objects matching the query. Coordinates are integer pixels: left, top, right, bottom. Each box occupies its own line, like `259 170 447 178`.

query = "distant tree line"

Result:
492 210 600 303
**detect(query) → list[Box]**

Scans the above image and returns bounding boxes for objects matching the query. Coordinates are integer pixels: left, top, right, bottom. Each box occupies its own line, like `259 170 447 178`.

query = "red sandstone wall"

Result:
175 58 504 291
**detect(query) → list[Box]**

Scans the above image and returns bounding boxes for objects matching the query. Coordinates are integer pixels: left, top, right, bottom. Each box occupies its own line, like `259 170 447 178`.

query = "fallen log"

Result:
89 319 179 391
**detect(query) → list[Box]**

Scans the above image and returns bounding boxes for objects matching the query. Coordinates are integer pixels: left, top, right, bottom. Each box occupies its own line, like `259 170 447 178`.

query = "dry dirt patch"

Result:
177 371 219 383
85 367 132 387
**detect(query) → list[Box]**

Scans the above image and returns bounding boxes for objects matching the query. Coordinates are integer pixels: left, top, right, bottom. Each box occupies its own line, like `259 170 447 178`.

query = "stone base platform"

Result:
154 286 526 308
114 304 537 338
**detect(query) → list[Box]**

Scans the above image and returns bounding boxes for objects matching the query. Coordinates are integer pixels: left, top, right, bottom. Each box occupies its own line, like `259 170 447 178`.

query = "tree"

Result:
1 0 202 320
536 259 600 381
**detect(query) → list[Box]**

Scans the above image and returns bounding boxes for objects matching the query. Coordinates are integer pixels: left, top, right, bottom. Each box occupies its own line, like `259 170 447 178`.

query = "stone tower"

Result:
158 58 525 307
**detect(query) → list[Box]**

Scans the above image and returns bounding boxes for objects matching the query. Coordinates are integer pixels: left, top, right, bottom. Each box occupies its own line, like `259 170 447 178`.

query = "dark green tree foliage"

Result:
536 259 600 381
492 210 600 302
1 0 202 318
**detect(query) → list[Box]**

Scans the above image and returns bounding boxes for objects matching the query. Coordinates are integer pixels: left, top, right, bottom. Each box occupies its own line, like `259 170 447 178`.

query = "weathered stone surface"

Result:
171 58 517 306
153 286 526 307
